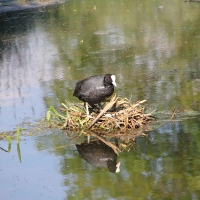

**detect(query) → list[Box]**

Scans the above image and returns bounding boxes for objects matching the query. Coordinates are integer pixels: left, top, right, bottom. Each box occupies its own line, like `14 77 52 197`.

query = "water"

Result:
1 0 200 199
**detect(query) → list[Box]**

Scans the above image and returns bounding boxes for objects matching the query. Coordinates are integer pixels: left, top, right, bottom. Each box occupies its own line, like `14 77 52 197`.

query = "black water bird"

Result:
73 74 117 116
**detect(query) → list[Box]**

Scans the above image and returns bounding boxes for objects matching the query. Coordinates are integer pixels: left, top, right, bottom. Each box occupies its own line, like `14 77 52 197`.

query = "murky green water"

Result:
1 0 200 199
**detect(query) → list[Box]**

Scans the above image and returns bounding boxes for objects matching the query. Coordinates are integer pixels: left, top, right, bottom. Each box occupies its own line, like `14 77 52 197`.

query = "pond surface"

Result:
1 0 200 199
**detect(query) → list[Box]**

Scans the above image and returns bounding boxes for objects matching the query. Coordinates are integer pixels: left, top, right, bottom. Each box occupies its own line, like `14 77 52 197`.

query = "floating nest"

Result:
47 95 157 153
47 95 156 134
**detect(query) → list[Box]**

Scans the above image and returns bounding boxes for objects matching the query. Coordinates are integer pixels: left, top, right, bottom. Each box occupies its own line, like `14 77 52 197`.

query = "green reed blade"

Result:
6 135 12 145
17 143 22 163
16 125 20 145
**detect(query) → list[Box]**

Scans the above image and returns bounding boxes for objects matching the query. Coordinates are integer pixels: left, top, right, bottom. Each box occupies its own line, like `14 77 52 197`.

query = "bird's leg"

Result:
84 102 90 116
84 102 93 118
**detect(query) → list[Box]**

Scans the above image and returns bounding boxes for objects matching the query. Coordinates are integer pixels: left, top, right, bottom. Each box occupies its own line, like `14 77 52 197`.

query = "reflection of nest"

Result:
68 130 146 154
48 95 156 133
48 95 157 153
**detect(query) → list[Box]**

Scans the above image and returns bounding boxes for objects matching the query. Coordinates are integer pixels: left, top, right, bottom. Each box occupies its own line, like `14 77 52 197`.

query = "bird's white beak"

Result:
111 75 117 87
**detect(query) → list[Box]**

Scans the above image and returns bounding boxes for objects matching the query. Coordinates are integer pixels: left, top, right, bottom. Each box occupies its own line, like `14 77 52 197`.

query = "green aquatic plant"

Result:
6 135 12 145
17 142 22 163
16 125 20 145
0 126 21 161
47 106 66 121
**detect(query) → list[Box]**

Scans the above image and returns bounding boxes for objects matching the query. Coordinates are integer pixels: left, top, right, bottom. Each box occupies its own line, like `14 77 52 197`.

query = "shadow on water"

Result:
1 0 200 199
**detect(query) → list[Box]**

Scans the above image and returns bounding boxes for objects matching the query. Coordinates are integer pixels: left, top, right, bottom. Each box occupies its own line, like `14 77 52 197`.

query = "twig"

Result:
170 107 176 121
88 95 118 129
132 100 147 108
90 131 120 155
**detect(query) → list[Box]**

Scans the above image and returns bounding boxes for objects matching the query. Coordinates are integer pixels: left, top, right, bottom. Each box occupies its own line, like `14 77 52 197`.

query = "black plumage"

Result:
73 74 117 115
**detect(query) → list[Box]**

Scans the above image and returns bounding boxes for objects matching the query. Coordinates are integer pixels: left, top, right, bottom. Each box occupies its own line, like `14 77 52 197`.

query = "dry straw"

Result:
47 95 157 152
47 95 156 136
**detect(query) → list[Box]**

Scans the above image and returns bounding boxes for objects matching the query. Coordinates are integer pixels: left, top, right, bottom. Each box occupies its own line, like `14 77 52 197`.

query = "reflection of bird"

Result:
76 140 120 173
73 74 117 116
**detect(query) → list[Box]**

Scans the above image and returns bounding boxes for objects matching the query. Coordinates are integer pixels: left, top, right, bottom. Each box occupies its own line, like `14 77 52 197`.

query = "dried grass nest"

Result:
47 95 157 135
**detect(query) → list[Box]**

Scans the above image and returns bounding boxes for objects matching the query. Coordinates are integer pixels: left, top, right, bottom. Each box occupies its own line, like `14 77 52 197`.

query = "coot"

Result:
73 74 117 115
